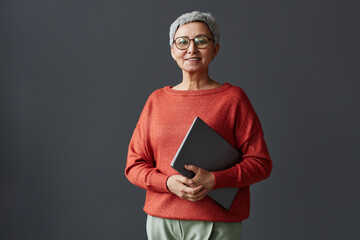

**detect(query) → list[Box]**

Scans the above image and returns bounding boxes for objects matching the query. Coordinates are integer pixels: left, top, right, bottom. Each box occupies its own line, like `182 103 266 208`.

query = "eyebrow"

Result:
175 34 208 39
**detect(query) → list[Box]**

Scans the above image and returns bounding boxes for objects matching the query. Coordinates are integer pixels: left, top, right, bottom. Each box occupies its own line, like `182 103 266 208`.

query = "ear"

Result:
212 43 220 59
170 46 176 61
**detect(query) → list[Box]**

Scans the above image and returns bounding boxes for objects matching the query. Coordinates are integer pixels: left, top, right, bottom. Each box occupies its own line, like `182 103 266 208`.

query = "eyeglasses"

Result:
173 36 214 50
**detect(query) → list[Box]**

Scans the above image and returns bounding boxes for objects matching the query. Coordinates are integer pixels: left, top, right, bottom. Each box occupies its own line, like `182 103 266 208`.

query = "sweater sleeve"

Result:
212 90 273 189
124 98 170 193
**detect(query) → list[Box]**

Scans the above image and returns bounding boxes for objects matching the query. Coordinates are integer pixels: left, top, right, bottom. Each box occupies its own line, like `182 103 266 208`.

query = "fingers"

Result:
180 186 208 202
184 165 202 186
194 188 209 201
185 166 215 191
167 174 210 202
176 175 194 185
182 185 204 195
185 165 200 174
185 165 207 183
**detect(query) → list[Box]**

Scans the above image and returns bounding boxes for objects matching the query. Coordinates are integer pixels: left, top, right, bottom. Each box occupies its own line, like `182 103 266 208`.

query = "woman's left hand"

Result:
184 165 215 192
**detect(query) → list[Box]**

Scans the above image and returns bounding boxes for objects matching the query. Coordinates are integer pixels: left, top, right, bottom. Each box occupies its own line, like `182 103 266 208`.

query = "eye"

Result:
195 36 209 46
176 38 189 46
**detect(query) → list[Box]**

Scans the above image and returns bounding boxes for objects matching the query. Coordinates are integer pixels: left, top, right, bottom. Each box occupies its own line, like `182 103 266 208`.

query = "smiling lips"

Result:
186 57 201 62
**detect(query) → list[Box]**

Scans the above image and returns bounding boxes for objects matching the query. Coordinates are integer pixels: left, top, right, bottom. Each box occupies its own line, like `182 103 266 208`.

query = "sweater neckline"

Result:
163 82 232 96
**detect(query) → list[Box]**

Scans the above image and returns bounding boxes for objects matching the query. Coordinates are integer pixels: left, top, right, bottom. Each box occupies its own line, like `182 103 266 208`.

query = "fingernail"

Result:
188 180 193 184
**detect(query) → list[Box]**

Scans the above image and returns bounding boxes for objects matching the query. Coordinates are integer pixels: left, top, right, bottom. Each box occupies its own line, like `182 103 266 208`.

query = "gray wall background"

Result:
1 0 359 239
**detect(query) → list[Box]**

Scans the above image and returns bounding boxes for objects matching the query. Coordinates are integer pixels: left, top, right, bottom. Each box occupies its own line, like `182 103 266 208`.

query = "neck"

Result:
178 70 212 90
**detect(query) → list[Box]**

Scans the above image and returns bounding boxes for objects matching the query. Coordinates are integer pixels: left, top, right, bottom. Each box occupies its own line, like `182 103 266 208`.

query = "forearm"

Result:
212 153 272 189
125 159 170 193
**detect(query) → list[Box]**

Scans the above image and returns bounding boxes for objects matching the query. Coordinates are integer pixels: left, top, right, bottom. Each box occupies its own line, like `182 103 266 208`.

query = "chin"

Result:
181 66 207 73
184 68 201 73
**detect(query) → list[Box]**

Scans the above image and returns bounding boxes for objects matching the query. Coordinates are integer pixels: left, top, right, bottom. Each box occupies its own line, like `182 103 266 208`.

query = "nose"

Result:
187 39 198 53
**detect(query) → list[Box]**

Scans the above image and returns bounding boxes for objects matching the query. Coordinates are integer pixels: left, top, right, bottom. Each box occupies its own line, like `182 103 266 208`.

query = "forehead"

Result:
174 22 212 38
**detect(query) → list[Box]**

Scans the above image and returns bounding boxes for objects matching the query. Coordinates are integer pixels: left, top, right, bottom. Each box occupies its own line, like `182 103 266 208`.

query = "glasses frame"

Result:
173 35 214 50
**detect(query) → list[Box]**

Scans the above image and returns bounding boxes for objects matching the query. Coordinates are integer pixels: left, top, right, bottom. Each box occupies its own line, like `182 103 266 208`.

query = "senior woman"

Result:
125 11 272 240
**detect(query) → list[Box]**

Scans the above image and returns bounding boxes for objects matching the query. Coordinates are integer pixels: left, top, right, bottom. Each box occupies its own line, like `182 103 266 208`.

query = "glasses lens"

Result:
175 37 190 50
194 36 209 49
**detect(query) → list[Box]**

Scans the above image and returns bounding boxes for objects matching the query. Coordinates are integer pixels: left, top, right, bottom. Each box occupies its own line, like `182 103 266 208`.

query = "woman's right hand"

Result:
166 175 208 202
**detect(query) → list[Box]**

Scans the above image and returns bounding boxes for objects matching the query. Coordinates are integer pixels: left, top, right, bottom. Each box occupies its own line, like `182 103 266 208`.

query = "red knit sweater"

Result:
125 83 272 222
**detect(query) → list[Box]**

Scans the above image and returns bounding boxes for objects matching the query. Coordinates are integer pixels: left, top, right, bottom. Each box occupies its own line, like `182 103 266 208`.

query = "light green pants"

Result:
146 215 242 240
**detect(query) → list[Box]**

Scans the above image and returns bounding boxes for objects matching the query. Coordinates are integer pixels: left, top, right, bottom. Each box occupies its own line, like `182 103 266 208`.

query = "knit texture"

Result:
125 83 272 222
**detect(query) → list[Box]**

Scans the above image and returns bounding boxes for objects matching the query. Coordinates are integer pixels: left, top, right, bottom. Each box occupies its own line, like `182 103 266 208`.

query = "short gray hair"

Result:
169 11 220 46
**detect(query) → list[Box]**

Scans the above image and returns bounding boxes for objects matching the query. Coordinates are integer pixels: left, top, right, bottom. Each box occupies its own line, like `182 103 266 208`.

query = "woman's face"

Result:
171 22 219 74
